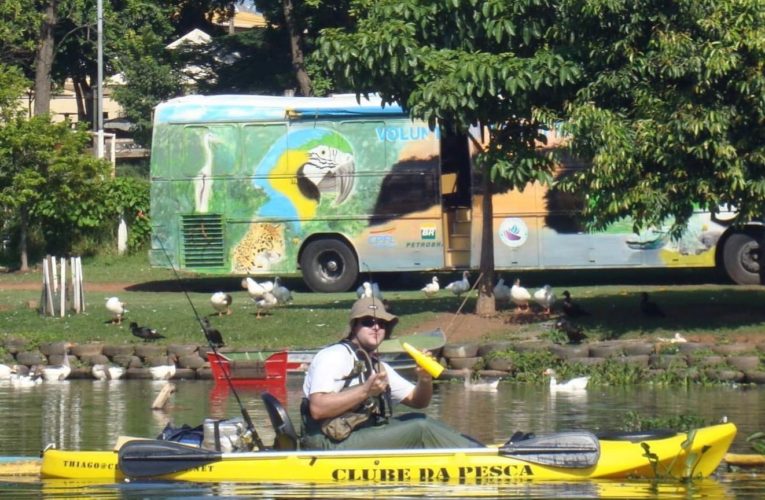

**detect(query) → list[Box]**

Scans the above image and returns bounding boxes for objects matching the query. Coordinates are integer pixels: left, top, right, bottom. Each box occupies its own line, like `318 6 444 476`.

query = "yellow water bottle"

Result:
401 342 444 378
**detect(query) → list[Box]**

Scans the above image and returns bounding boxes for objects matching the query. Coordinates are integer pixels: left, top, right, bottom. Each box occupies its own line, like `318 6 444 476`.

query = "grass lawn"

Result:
1 253 765 350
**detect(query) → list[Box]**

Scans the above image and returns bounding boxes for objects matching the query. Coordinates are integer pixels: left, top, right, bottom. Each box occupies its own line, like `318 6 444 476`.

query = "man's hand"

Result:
365 369 389 397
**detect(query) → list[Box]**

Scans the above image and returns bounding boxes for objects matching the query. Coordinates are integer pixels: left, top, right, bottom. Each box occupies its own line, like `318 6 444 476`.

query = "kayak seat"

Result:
261 392 299 451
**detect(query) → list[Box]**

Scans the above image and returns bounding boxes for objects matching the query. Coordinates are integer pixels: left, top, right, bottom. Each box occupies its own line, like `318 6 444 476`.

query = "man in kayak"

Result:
301 296 483 450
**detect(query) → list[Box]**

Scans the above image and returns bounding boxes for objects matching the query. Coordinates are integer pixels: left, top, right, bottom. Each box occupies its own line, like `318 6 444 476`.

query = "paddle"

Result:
118 439 223 478
499 432 600 468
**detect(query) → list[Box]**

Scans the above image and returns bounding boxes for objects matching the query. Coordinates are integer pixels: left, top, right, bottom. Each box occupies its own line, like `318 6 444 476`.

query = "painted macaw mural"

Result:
253 128 355 224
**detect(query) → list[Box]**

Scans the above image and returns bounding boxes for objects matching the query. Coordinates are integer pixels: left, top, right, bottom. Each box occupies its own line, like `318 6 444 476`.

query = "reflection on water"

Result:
1 376 765 498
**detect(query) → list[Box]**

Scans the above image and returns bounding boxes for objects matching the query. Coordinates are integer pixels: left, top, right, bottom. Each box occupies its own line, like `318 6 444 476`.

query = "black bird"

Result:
640 292 666 317
130 322 165 342
562 290 591 318
556 318 588 344
201 317 225 348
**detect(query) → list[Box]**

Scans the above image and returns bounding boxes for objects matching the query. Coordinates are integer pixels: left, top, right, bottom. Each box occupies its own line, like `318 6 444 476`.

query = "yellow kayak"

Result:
40 423 735 483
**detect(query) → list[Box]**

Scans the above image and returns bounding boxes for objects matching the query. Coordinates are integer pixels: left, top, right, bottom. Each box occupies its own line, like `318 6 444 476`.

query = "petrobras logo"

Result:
498 217 528 248
420 227 437 240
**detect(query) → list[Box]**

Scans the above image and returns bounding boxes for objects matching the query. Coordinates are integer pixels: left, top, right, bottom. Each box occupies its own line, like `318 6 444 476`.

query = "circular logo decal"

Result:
498 218 528 248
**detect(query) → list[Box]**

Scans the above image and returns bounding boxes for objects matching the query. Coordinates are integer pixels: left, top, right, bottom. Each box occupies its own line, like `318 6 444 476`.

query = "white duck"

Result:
544 368 589 392
421 276 439 297
105 297 127 324
356 281 383 300
92 364 126 381
242 277 267 300
445 271 471 297
272 277 293 304
42 352 72 382
149 363 176 381
461 369 500 392
533 285 556 314
255 291 279 318
493 277 511 302
510 278 531 311
0 364 11 380
10 366 43 388
210 292 233 316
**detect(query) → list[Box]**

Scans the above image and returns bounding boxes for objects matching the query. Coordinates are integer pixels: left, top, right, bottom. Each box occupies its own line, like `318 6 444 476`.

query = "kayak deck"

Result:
40 423 736 483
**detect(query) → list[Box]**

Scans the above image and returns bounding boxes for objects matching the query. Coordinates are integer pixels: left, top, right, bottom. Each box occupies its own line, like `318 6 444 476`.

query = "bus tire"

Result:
723 232 761 285
300 239 358 293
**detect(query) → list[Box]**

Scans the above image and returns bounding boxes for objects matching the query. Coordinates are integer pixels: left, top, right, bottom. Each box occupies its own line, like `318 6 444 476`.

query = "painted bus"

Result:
148 94 759 292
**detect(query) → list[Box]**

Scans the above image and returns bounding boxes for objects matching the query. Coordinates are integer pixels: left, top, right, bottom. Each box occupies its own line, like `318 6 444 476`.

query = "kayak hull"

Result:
40 423 736 483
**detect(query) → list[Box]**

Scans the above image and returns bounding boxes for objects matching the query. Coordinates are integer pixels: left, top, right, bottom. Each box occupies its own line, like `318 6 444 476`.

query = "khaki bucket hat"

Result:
345 296 398 338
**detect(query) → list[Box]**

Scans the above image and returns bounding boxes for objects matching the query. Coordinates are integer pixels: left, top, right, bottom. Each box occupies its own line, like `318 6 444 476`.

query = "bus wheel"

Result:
300 239 359 293
723 232 761 285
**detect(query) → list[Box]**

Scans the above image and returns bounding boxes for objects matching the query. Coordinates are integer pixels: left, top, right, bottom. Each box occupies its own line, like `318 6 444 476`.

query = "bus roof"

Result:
154 94 405 125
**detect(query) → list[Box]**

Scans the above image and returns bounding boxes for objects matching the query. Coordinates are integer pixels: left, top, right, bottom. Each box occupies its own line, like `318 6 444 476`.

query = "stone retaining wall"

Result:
3 338 765 384
437 340 765 384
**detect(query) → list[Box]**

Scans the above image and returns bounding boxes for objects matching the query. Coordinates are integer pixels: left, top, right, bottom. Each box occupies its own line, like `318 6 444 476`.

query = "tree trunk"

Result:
282 0 312 96
33 0 59 116
19 206 29 272
475 165 496 316
73 76 91 125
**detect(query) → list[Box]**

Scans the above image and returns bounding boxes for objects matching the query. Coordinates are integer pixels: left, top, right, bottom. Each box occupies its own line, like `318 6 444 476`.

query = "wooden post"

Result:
44 257 54 316
51 256 58 294
77 256 85 313
60 257 66 317
151 382 176 410
71 257 79 313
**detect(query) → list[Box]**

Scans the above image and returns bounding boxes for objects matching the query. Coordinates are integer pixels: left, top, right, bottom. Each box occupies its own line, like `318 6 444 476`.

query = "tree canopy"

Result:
560 0 765 237
318 0 581 313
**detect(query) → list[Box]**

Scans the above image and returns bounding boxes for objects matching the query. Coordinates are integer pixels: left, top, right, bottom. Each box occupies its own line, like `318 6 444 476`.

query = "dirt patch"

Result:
403 310 549 344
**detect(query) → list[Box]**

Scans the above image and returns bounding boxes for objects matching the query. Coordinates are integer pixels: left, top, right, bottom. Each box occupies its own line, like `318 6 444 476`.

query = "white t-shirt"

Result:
303 342 414 404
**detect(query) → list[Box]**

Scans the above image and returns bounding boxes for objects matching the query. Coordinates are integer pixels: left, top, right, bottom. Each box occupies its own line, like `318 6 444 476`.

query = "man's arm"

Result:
400 368 433 409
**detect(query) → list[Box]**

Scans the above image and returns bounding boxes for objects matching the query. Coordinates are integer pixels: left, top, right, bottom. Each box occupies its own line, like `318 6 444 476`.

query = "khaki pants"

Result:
301 412 484 450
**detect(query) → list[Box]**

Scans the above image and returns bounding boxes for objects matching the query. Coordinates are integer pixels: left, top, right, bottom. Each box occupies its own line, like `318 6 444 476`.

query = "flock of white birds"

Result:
419 273 557 315
53 272 583 389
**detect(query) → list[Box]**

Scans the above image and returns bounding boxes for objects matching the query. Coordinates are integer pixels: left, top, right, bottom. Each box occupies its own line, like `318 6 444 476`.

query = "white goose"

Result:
544 368 589 392
0 364 11 380
461 369 500 392
272 277 293 304
42 352 72 382
210 292 233 316
255 291 279 318
533 285 556 314
421 276 439 297
242 277 267 300
356 281 383 300
105 297 127 324
92 364 126 381
149 363 176 381
493 277 511 302
510 278 531 311
445 271 470 297
10 367 43 388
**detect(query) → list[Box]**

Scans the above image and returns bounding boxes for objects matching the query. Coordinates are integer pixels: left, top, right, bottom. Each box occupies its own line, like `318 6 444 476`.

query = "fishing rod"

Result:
361 262 393 420
154 237 264 450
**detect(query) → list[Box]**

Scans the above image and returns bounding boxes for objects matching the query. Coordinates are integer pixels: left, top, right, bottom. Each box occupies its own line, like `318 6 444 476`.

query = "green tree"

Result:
0 114 111 270
317 0 579 314
559 0 765 244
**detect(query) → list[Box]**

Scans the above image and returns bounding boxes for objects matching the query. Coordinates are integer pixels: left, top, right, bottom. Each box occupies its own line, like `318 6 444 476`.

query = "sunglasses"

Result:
358 317 388 328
